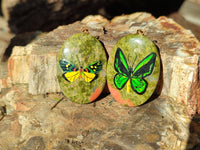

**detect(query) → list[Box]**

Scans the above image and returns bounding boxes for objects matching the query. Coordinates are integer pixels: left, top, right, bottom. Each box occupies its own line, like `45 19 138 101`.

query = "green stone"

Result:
107 34 160 106
57 33 107 104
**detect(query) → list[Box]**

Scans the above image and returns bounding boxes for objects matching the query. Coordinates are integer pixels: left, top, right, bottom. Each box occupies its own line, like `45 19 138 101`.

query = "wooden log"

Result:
3 12 200 114
1 12 200 150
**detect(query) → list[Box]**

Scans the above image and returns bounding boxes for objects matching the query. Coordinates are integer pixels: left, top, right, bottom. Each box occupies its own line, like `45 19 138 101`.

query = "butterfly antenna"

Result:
127 54 132 68
127 53 131 63
132 54 137 67
76 55 81 67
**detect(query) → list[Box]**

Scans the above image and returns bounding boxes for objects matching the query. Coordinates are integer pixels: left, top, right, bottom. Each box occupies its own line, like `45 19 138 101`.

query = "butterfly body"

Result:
78 67 84 78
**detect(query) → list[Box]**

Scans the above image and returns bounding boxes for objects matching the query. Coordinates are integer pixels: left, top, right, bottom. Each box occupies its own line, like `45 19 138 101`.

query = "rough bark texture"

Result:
0 12 200 149
0 89 192 150
2 13 200 114
169 13 200 40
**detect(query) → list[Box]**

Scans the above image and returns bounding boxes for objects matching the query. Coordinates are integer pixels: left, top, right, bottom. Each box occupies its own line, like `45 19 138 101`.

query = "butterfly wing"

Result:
131 78 147 94
82 61 103 83
114 73 129 89
82 72 96 83
85 61 103 73
132 52 156 78
63 71 80 82
59 59 78 72
59 59 80 82
114 47 129 74
131 52 156 94
114 48 131 89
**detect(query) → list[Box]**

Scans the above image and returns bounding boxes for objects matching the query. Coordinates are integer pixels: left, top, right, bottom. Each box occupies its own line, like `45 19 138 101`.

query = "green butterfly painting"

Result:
114 47 156 94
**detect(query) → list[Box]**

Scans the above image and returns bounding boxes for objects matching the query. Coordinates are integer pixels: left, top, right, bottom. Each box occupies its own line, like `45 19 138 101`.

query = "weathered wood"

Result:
0 91 192 150
2 12 200 114
0 12 200 150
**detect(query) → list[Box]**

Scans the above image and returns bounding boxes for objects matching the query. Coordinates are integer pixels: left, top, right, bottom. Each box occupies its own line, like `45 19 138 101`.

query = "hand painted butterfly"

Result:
114 47 156 94
59 60 102 83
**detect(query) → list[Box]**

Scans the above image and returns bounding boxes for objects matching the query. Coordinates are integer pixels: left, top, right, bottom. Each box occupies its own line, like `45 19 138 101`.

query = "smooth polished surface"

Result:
57 33 107 104
107 34 160 106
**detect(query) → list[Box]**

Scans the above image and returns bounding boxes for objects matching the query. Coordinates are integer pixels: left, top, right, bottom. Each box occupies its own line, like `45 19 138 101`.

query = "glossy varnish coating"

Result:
107 34 160 106
57 33 107 104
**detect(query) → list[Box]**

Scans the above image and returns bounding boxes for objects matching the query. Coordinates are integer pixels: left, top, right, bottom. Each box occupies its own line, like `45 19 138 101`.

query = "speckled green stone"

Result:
107 34 160 106
57 33 107 104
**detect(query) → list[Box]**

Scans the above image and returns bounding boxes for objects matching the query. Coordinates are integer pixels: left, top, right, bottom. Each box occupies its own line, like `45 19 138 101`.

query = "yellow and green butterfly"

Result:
59 59 102 83
114 47 156 94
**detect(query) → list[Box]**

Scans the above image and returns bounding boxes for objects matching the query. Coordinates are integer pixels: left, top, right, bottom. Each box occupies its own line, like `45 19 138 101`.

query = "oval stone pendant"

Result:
107 34 160 106
57 33 107 104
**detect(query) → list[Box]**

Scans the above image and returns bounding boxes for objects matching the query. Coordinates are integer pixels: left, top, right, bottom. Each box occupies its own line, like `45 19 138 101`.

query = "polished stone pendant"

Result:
107 33 160 106
57 33 107 104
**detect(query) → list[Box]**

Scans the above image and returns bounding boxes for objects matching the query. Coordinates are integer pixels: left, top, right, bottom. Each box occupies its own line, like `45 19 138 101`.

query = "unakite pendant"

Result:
57 33 107 104
107 34 160 106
